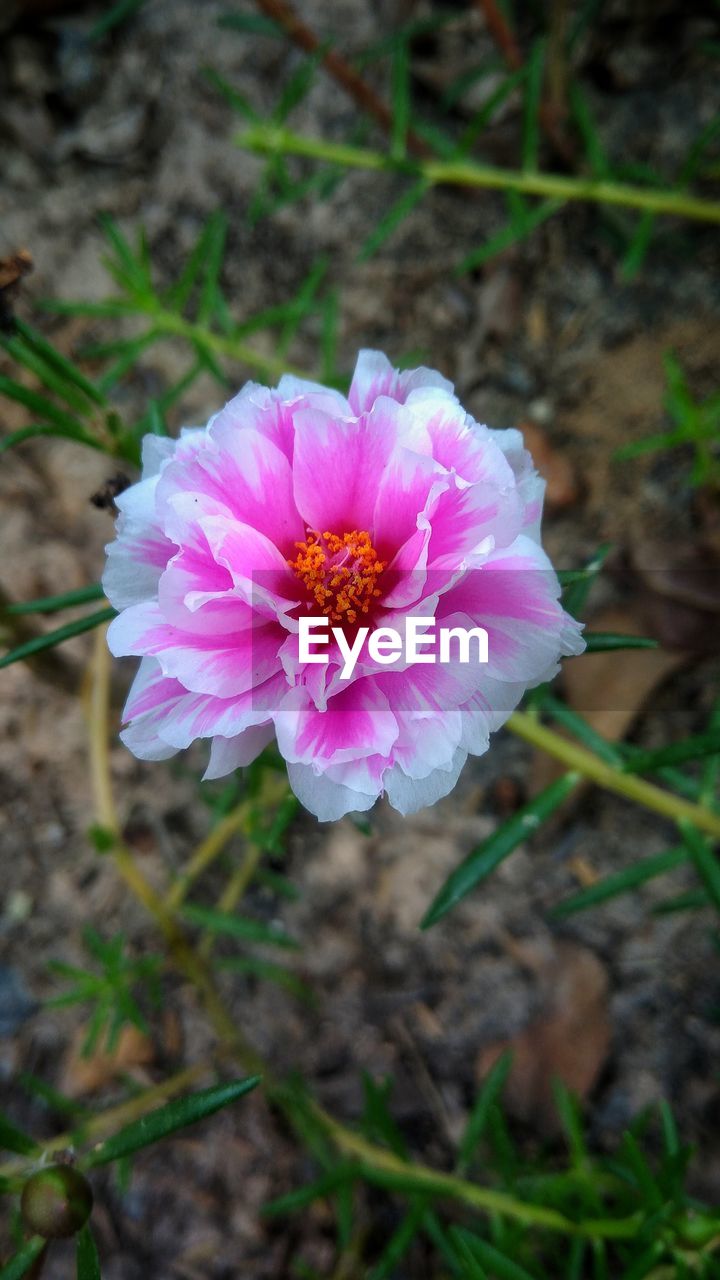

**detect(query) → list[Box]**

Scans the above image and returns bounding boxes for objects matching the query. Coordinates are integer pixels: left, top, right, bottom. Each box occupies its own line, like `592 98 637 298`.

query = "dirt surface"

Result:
1 1 720 1276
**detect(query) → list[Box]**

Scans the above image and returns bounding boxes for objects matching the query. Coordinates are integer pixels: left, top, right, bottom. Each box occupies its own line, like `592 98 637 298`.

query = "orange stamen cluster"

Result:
289 529 385 625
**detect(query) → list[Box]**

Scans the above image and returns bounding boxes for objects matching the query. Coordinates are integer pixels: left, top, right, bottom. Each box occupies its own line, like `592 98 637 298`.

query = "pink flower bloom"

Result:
104 351 584 820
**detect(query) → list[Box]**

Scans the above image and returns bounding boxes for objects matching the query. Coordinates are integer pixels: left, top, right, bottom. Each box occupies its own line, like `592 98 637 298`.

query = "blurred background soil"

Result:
1 0 720 1275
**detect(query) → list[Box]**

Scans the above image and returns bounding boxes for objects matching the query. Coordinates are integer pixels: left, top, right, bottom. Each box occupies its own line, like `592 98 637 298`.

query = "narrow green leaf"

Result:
274 47 327 124
560 545 612 618
96 330 159 394
3 585 105 616
369 1199 426 1280
622 210 655 279
76 1224 101 1280
456 1050 513 1175
457 65 527 157
2 334 94 418
182 903 299 949
701 699 720 806
19 1072 88 1120
569 83 609 179
452 1229 536 1280
680 820 720 913
390 39 411 161
217 956 313 1002
362 1075 407 1158
167 213 223 313
1 424 76 455
0 1113 38 1156
203 68 260 124
543 695 624 766
653 888 710 914
85 1076 261 1167
263 1164 357 1217
89 0 145 39
217 13 284 37
552 846 688 918
12 320 106 407
456 197 562 273
583 632 658 652
521 39 545 173
422 773 580 928
277 258 327 355
659 1100 680 1159
98 214 152 299
0 1240 46 1280
320 289 339 384
680 111 720 185
449 1231 487 1279
359 180 428 261
622 730 720 775
0 608 116 671
0 375 87 436
197 213 228 326
41 298 140 319
553 1080 587 1166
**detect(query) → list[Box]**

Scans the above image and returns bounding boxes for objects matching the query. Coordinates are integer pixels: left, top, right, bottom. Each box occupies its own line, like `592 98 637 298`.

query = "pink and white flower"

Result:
104 350 584 820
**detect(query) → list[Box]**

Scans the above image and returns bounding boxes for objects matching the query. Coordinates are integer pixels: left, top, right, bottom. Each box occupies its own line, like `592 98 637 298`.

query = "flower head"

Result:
104 350 584 820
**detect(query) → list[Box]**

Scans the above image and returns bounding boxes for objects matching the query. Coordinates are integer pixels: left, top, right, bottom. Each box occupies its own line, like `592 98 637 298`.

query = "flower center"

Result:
289 529 385 625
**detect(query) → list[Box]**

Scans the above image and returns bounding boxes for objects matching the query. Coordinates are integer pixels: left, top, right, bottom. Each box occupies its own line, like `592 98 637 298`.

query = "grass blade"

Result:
680 820 720 913
583 632 658 652
182 903 299 949
76 1224 101 1280
390 39 411 161
0 1240 46 1280
85 1076 261 1167
3 585 105 616
456 1050 513 1175
359 179 428 261
422 772 580 927
0 608 116 671
0 1113 38 1156
521 39 545 173
622 730 720 775
0 375 87 436
552 846 688 917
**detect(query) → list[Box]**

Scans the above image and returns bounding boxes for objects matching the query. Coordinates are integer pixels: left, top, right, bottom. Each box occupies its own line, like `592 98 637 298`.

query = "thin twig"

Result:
252 0 431 158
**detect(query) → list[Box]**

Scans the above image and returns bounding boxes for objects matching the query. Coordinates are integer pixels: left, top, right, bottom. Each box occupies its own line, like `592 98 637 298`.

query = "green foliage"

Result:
216 5 720 273
46 928 162 1057
422 772 581 927
0 1076 260 1278
76 1225 101 1280
0 1238 45 1280
614 352 720 487
266 1079 720 1278
84 1076 261 1167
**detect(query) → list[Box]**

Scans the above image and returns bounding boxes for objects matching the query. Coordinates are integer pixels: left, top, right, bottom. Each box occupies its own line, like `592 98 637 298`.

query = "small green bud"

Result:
20 1165 93 1239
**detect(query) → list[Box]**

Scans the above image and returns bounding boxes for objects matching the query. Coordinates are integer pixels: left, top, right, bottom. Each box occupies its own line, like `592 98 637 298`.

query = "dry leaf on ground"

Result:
476 937 611 1135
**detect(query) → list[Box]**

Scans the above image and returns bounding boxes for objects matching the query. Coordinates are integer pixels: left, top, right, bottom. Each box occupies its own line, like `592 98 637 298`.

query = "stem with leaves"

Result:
236 125 720 224
78 626 681 1248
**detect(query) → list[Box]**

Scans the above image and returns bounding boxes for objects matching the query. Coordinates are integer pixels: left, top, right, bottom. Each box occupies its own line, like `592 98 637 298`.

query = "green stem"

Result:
306 1105 643 1240
236 125 720 225
145 308 312 383
506 711 720 839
